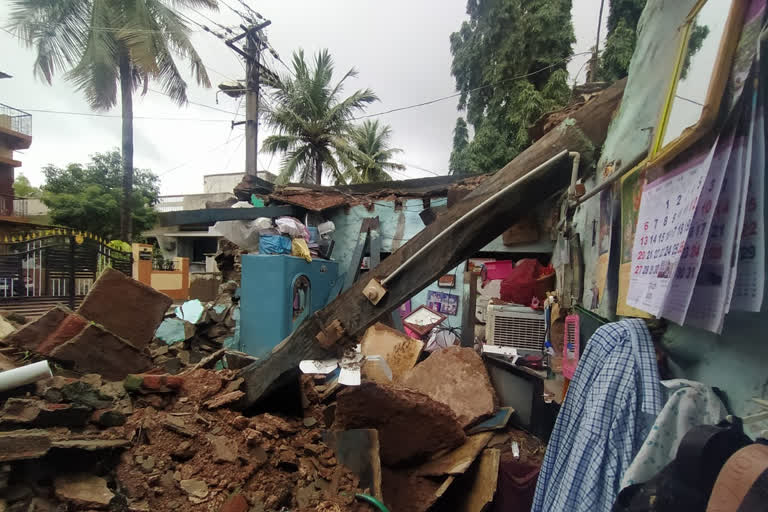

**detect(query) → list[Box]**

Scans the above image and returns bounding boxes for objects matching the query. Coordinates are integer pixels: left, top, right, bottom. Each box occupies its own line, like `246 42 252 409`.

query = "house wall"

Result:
327 197 553 333
204 174 245 194
572 0 768 429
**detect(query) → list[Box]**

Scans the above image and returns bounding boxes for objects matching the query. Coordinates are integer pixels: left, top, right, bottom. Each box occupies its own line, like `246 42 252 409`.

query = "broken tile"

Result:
0 315 16 339
204 390 244 409
360 322 424 383
179 479 208 499
207 434 238 463
402 346 497 428
466 407 514 435
77 267 172 350
335 382 465 466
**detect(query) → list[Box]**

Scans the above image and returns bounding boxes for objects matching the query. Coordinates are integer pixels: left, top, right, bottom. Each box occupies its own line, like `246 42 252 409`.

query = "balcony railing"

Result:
0 195 32 217
0 103 32 137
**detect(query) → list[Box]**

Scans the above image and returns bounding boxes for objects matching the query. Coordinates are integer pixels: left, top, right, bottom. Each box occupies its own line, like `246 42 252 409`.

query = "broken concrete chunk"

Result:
335 382 465 466
161 414 195 437
402 346 497 428
207 434 238 463
77 267 172 350
51 439 130 451
3 305 70 351
50 324 152 381
36 312 89 355
179 479 209 499
155 318 191 345
360 322 424 383
204 390 244 409
54 474 114 509
0 430 52 462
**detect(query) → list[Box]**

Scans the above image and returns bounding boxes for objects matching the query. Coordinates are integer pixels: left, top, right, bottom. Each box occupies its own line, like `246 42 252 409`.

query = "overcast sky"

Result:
0 0 609 195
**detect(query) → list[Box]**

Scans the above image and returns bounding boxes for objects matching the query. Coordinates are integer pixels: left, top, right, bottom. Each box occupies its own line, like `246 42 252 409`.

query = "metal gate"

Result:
0 230 132 316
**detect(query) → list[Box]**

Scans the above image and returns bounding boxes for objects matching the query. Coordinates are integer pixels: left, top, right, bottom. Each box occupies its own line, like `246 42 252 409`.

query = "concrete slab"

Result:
360 322 423 383
77 267 172 350
335 382 465 466
3 305 70 351
402 346 497 428
415 432 493 476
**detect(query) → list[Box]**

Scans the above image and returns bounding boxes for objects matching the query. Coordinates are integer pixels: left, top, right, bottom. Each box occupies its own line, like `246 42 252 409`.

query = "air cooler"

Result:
485 303 545 354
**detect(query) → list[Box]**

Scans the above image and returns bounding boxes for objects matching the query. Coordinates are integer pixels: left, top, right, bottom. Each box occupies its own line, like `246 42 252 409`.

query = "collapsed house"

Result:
2 0 768 510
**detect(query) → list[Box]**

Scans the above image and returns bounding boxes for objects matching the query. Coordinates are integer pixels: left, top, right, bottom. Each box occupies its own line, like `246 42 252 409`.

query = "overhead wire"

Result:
159 133 245 177
21 108 231 122
351 50 595 121
146 88 238 115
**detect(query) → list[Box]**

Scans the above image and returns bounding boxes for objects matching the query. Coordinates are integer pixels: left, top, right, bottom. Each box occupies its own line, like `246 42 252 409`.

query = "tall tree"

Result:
41 150 159 240
262 49 378 185
341 120 405 184
598 0 647 81
449 0 575 175
449 117 471 175
10 0 216 241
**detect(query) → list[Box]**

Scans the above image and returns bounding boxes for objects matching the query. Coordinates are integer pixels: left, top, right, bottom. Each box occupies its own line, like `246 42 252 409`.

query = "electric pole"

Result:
225 20 272 176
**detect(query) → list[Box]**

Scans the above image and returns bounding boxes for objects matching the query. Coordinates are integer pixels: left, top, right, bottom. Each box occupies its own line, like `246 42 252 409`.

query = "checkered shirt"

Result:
532 319 664 512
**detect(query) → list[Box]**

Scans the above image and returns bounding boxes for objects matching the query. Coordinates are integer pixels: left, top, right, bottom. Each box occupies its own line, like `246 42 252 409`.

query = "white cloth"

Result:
620 379 727 489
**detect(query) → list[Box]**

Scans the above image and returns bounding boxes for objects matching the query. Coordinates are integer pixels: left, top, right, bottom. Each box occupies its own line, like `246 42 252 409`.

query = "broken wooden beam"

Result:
238 79 626 407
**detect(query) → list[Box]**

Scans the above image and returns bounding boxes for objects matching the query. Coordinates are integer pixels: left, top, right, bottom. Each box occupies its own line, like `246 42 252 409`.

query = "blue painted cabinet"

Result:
240 254 339 358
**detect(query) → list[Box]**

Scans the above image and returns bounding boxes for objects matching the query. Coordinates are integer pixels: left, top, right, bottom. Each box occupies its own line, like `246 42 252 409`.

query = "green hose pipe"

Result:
355 493 390 512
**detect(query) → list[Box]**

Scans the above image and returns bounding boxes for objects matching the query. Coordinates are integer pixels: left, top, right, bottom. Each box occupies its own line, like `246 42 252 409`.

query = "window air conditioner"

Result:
485 303 545 354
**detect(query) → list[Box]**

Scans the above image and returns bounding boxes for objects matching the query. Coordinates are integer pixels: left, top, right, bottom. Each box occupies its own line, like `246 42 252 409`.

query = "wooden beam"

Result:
238 79 626 407
157 205 301 226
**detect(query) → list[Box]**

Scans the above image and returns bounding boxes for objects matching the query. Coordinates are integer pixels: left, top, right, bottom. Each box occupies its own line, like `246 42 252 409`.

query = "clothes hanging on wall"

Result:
532 319 664 512
621 380 728 489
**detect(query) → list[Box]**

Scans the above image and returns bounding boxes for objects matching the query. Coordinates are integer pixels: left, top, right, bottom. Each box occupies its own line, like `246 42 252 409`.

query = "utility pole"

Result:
225 20 272 176
244 33 261 175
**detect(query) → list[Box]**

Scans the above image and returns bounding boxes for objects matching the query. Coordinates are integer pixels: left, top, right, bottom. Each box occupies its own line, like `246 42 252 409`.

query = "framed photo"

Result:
438 274 456 288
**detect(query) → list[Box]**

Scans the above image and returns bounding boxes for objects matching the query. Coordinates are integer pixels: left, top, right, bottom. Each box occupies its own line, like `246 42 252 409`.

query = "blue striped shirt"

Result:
532 319 664 512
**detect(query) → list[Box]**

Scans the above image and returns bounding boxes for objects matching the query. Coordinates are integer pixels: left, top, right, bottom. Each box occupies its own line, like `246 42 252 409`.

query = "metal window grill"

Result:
0 103 32 136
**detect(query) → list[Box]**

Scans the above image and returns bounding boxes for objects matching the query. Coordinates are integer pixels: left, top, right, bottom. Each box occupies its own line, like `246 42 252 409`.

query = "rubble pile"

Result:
151 281 245 374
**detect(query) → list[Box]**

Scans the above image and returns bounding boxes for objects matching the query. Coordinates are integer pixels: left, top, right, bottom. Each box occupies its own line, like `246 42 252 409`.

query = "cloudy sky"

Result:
0 0 609 195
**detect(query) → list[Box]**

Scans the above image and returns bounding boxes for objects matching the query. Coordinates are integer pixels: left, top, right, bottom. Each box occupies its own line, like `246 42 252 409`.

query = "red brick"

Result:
220 494 248 512
36 313 88 355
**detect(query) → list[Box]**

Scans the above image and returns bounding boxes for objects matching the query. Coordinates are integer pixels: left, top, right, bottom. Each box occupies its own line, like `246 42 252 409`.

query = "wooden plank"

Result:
322 429 382 500
415 432 493 477
157 205 301 226
456 449 501 512
238 79 626 407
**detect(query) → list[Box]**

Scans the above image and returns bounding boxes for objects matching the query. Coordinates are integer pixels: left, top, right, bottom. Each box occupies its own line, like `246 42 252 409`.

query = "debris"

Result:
466 407 515 435
360 323 424 382
0 316 16 339
335 382 465 465
416 432 493 477
50 439 130 451
402 346 497 428
323 429 383 500
53 474 114 509
49 324 152 380
155 318 193 344
0 430 52 462
179 479 209 500
204 390 244 409
381 467 451 512
452 449 501 512
77 267 172 350
161 415 195 437
207 434 238 463
0 398 91 428
175 299 205 324
3 305 70 351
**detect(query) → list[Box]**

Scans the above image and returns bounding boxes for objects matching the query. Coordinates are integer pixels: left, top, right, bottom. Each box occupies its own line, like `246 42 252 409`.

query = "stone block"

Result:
50 324 152 381
402 346 497 428
36 313 89 355
3 305 71 351
77 267 172 350
335 382 465 466
0 398 91 428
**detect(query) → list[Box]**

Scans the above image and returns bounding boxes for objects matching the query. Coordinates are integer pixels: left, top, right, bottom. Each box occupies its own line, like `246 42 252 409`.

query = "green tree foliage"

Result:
449 118 471 175
262 49 378 185
598 0 647 81
341 120 405 184
10 0 216 240
41 150 159 240
12 174 41 198
449 0 575 175
680 23 710 81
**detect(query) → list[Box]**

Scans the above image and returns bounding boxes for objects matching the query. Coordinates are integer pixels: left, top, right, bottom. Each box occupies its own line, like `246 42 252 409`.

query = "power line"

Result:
159 134 244 177
146 88 238 115
351 51 594 120
22 108 231 122
397 161 444 177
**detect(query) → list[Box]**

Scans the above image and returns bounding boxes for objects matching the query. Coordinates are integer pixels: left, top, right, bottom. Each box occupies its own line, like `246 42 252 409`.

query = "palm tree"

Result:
342 120 405 184
10 0 216 241
262 49 378 185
